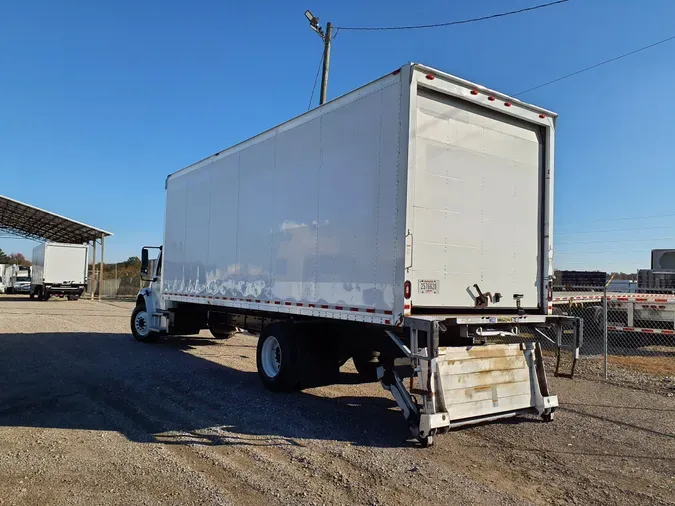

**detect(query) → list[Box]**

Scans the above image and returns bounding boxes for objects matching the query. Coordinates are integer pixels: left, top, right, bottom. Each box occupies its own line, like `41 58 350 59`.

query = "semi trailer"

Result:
131 63 581 446
30 242 89 301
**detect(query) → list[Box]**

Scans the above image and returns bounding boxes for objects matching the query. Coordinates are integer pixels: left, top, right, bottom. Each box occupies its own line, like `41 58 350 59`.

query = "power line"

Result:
335 0 567 31
516 33 675 96
307 50 324 111
556 250 651 255
556 225 674 235
557 237 675 246
557 213 675 226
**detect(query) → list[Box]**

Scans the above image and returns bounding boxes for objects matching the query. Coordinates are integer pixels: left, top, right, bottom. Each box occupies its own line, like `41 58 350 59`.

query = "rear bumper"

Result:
44 285 85 294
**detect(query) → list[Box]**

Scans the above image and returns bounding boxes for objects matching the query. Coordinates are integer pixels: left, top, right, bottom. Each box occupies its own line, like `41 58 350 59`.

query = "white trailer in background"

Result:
1 264 14 293
30 243 89 301
132 63 581 446
0 263 8 293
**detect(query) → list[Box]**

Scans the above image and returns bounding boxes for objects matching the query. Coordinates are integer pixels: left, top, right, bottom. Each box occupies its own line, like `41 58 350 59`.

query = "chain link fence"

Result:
85 276 146 299
552 285 675 387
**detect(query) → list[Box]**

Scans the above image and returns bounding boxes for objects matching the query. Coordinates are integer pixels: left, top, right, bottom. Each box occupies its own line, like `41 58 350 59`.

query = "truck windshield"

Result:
17 276 30 282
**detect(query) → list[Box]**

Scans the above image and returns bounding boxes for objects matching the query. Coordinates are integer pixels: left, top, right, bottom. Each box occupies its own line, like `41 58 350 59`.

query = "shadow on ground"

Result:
0 332 413 448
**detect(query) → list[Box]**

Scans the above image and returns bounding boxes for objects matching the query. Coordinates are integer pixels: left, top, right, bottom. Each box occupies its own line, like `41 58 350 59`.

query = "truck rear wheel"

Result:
256 322 301 392
131 304 160 343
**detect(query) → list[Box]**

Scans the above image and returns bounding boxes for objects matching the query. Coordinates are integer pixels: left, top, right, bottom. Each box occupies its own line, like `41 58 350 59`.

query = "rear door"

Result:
410 87 544 310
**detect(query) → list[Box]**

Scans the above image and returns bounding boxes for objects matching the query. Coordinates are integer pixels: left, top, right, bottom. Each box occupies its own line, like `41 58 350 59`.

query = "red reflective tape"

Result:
274 301 280 305
321 305 329 309
284 302 291 306
246 299 252 302
296 303 303 307
625 327 635 332
366 308 376 313
350 307 359 312
255 300 261 303
384 310 393 315
655 299 668 303
335 306 343 310
404 304 411 310
308 304 315 308
384 320 391 324
643 328 655 333
662 330 675 335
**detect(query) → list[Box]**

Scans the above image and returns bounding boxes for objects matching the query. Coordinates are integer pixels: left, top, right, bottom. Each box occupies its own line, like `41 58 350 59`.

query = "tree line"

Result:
0 249 31 266
88 256 142 278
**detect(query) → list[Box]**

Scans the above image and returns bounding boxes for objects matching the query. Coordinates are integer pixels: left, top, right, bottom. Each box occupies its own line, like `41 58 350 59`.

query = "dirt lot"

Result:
0 296 673 506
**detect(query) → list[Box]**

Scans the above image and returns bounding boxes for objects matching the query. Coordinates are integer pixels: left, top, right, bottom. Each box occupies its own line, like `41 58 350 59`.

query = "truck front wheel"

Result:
256 322 301 392
131 304 160 343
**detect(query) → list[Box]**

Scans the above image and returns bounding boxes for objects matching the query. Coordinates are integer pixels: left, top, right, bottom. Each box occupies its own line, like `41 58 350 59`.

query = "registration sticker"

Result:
418 279 439 294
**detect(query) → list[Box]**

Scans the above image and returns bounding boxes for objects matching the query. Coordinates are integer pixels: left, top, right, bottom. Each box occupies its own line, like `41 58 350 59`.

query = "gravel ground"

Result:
0 295 673 506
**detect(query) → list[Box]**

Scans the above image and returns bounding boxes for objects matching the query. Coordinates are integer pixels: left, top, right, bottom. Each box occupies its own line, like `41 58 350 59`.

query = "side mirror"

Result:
141 248 149 277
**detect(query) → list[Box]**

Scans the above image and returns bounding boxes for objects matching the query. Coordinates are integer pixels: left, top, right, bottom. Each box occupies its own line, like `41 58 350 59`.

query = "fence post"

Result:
603 284 608 380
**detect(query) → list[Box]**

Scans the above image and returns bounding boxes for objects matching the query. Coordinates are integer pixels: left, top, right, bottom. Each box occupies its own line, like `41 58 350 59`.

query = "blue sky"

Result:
0 0 673 272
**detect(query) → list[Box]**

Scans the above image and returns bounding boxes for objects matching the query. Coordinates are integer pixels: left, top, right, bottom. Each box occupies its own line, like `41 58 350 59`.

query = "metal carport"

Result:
0 194 113 300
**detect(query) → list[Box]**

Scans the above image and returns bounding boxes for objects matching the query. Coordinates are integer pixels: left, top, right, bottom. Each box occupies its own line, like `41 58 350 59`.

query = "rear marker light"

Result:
404 281 412 300
425 74 435 80
470 90 478 95
504 102 512 107
539 114 546 119
488 96 495 101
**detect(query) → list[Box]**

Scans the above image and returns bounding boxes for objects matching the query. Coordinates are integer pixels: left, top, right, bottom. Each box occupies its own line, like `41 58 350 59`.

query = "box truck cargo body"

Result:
132 64 580 446
31 243 88 300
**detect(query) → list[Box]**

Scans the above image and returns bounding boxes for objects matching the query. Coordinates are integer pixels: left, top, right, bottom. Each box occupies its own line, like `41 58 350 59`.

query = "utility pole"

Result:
305 11 332 105
320 22 332 105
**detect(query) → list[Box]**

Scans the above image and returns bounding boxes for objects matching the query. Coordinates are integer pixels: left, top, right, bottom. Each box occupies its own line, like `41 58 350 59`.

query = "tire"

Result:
209 323 237 340
131 304 160 342
256 322 301 392
352 352 381 382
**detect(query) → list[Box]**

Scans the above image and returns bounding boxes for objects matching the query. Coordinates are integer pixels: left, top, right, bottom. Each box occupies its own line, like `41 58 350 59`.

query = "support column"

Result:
99 234 105 302
90 239 97 300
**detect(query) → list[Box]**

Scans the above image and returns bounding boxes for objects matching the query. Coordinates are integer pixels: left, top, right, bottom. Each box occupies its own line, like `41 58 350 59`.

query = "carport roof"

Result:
0 194 112 244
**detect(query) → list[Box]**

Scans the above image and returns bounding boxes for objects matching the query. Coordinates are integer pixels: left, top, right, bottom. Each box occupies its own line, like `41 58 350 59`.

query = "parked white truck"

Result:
131 63 581 446
9 265 31 294
30 242 88 301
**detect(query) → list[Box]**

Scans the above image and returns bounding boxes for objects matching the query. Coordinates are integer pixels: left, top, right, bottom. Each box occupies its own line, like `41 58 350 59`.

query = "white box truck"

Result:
31 242 88 301
0 263 7 293
132 63 581 446
9 265 31 294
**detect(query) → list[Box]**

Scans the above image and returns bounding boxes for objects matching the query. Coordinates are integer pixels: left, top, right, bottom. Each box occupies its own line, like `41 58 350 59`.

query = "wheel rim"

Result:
134 310 149 337
261 335 282 378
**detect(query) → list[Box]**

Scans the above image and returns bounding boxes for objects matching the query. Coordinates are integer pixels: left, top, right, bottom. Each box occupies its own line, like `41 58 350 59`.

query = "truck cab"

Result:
11 266 31 294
